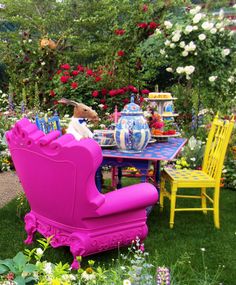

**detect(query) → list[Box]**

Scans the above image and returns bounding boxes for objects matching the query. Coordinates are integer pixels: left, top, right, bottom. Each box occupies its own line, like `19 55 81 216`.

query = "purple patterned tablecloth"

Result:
102 138 187 161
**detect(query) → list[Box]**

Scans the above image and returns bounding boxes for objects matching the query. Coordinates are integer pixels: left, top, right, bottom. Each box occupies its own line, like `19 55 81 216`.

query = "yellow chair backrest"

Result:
202 114 235 181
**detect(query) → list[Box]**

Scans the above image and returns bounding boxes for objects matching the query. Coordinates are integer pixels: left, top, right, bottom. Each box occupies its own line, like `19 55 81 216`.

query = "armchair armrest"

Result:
95 183 158 216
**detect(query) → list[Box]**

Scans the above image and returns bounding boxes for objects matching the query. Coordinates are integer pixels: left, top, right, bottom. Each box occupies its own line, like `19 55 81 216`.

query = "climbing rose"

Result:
95 76 102 82
137 22 148 29
101 88 108 96
142 4 148 12
92 90 99 97
50 90 56 97
141 89 150 94
115 29 125 36
60 75 70 83
71 82 78 89
149 21 158 29
77 65 84 72
109 90 118 97
86 69 93 76
117 50 125 57
72 70 79 76
60 63 70 70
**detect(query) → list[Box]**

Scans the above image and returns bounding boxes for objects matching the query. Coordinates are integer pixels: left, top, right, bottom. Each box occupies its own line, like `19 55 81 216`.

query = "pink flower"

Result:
71 82 78 89
149 21 158 29
92 90 99 97
140 244 145 252
60 75 70 83
72 70 79 76
60 63 70 70
137 22 148 29
115 29 125 36
141 89 150 94
117 50 125 57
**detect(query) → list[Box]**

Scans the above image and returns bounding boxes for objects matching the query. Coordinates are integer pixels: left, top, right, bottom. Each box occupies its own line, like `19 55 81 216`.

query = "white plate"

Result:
152 132 181 138
145 98 177 101
99 143 117 148
149 139 156 144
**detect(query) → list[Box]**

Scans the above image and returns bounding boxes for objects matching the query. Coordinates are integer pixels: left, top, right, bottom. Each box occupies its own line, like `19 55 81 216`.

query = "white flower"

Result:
160 49 166 55
179 41 185 48
219 27 224 32
185 41 196 52
43 262 53 274
201 248 206 252
193 13 202 24
41 62 46 66
193 25 198 31
202 21 214 30
228 76 234 83
170 43 176 49
209 76 218 82
123 280 131 285
100 124 106 129
164 20 173 29
98 104 104 109
36 248 43 257
219 9 224 20
184 65 195 75
155 28 162 35
164 40 171 46
182 51 188 57
190 5 201 15
216 22 223 29
172 33 181 42
190 157 196 161
188 136 197 150
198 33 206 41
221 48 230 57
166 67 173 72
28 39 32 43
176 67 184 74
185 25 193 34
81 271 96 281
210 28 217 34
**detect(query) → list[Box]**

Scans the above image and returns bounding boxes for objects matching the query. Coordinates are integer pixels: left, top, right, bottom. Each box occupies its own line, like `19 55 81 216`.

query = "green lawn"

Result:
0 180 236 284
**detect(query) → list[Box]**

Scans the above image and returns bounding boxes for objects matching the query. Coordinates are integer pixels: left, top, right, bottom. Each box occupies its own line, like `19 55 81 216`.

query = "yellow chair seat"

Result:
160 114 234 229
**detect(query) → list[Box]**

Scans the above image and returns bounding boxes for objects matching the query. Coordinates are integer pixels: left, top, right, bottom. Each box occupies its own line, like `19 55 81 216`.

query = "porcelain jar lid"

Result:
121 96 143 115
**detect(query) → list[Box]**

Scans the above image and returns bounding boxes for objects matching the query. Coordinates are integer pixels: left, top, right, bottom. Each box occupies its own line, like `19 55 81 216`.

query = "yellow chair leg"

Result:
213 186 220 229
201 187 207 214
159 179 165 212
169 184 177 229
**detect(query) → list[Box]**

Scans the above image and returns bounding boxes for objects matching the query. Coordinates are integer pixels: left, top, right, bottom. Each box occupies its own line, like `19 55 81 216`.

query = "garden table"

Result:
96 137 187 192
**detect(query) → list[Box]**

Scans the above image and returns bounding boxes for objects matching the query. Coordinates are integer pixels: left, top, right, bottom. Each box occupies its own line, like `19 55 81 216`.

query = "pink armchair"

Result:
6 118 158 268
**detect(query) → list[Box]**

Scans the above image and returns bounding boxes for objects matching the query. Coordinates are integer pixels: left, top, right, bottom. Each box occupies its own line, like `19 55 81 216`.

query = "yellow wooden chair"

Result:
160 114 234 229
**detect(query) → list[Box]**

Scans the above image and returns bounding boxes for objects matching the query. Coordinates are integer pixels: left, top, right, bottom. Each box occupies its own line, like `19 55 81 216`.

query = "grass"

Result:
0 178 236 284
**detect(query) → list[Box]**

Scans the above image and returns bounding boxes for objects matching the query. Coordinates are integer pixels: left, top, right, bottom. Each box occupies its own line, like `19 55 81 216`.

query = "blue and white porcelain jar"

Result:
115 97 151 153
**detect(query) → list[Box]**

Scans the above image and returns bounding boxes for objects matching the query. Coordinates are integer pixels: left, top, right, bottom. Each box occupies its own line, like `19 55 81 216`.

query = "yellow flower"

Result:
51 279 60 285
85 267 93 274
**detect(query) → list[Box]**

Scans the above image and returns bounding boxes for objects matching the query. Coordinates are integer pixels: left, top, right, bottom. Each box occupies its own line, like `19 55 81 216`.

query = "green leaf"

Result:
23 264 37 273
14 276 26 285
0 259 15 272
25 276 36 283
13 252 27 268
0 264 8 274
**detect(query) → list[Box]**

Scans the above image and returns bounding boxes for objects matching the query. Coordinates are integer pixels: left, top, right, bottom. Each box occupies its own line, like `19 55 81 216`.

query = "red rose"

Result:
109 89 118 97
60 63 70 70
117 50 125 57
57 70 62 74
72 70 79 76
149 21 158 30
101 88 108 96
117 88 125 95
137 22 148 29
128 85 138 93
71 82 78 89
53 100 58 105
141 89 150 94
103 104 108 110
115 29 125 36
142 4 148 12
63 71 70 75
100 98 106 104
86 69 93 76
77 65 84 72
139 96 144 103
95 76 102 82
92 90 99 97
123 98 129 104
60 75 70 84
50 90 56 97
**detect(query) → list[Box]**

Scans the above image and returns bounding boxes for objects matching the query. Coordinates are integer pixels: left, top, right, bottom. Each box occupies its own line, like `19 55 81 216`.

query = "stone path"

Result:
0 171 23 208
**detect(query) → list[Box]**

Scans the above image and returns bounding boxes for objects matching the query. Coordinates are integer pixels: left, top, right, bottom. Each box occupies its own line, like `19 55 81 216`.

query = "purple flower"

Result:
156 267 170 285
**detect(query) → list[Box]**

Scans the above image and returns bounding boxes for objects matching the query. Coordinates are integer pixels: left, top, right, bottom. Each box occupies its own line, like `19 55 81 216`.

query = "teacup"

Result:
93 130 115 145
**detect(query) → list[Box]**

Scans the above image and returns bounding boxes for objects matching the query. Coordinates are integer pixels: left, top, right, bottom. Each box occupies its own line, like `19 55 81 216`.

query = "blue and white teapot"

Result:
115 96 151 153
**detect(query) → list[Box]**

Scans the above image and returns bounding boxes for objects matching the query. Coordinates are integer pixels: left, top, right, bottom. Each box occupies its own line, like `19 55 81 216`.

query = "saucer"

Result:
99 143 117 148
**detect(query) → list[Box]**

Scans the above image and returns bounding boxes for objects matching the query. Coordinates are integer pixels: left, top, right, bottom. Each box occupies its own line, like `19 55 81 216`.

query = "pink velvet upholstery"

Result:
6 118 158 268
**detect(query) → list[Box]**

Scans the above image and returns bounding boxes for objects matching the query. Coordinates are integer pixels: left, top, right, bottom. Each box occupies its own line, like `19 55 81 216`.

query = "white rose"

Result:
193 13 202 24
160 49 166 55
185 41 196 52
184 65 195 75
219 27 224 32
185 25 193 34
164 21 173 29
193 25 198 30
198 33 206 41
190 5 201 15
36 248 43 256
202 21 214 30
221 48 230 56
170 43 176 49
98 104 104 109
216 22 223 29
41 62 46 66
228 76 234 83
166 67 173 72
28 39 32 43
209 76 218 82
182 51 188 57
155 28 162 35
164 40 171 46
172 33 181 42
176 67 184 74
219 9 224 20
210 28 217 34
179 41 185 48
